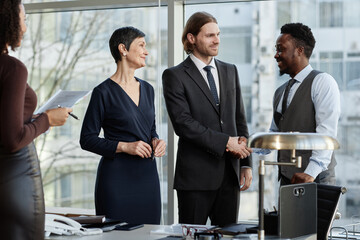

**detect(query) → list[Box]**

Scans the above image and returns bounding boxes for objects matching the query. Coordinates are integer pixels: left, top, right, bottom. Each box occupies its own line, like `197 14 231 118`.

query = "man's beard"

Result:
279 65 288 76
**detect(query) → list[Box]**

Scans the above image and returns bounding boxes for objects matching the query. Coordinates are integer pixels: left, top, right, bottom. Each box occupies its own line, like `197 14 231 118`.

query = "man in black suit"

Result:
162 12 252 227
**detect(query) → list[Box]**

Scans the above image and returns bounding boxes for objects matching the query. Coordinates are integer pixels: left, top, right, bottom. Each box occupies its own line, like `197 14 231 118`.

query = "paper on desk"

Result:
35 89 91 114
150 224 182 236
150 224 215 236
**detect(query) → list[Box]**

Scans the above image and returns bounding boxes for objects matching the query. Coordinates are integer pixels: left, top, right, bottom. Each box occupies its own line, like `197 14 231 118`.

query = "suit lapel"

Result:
183 57 220 114
216 59 228 116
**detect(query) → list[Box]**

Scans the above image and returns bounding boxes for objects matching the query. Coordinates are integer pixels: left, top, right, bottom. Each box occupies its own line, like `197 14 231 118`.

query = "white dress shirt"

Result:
270 64 341 179
190 54 220 102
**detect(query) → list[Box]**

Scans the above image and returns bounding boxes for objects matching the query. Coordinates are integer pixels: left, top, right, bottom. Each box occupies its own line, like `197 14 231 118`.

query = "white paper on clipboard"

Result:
35 89 91 114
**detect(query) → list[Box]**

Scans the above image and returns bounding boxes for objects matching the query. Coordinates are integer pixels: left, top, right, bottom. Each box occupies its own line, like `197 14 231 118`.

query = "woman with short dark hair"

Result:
0 1 72 239
80 26 166 224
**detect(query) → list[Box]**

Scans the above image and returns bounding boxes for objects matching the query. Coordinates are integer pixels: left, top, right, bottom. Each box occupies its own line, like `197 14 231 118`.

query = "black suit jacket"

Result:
162 56 251 191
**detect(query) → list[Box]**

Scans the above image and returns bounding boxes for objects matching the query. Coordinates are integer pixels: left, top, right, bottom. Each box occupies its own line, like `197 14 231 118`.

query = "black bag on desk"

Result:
264 211 278 235
245 213 278 235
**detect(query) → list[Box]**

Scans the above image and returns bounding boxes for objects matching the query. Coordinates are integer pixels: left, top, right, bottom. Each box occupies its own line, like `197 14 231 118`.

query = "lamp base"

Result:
258 230 265 240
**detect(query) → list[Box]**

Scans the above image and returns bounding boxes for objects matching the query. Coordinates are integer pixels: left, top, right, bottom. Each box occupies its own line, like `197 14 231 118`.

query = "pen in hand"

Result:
58 105 79 120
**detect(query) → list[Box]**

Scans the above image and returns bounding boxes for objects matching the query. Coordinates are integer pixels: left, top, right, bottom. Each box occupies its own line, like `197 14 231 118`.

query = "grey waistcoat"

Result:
273 70 336 181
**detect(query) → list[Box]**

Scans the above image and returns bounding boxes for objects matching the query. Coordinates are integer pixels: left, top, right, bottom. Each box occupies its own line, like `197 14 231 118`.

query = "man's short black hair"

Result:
109 26 145 63
281 23 316 59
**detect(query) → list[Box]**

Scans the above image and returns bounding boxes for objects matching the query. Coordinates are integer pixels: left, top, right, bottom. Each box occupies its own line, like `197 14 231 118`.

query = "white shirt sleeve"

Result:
304 72 341 178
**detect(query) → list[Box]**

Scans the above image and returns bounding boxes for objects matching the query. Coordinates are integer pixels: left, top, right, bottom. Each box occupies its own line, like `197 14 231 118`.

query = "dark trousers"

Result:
176 160 239 227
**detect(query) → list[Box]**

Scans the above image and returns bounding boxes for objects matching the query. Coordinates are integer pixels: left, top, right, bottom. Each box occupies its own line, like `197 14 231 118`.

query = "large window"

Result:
17 0 360 225
18 1 169 222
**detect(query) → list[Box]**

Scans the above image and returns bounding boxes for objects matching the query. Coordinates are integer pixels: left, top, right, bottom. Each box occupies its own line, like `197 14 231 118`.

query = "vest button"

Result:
220 120 224 124
280 117 284 120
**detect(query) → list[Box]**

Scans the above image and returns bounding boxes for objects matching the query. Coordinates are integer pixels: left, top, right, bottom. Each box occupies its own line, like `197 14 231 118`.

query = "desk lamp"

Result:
247 132 340 240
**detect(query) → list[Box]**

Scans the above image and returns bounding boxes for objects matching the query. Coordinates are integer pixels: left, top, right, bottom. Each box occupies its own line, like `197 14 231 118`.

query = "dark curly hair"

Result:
109 26 145 63
182 12 217 54
0 0 22 55
280 23 316 59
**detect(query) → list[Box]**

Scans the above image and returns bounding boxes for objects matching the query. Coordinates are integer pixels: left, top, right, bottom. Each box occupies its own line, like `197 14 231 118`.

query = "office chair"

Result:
317 184 347 240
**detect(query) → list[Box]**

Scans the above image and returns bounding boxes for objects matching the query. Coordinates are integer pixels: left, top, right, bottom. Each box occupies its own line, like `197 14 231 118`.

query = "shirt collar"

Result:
190 54 216 71
293 64 313 83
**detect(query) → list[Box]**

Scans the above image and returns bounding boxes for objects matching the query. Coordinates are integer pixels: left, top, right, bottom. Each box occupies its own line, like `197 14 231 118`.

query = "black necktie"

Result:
281 79 297 114
203 66 219 106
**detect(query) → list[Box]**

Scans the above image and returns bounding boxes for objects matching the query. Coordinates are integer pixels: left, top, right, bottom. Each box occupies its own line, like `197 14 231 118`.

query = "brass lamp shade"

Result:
248 132 340 150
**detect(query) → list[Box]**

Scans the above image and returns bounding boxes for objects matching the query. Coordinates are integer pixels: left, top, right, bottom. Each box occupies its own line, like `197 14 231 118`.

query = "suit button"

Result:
220 120 224 124
280 117 284 120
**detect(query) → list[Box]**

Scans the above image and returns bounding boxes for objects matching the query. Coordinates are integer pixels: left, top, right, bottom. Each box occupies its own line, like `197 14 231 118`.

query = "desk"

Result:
46 224 317 240
47 224 164 240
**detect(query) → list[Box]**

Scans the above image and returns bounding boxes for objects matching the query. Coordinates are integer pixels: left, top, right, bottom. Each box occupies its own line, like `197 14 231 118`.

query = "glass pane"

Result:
277 0 316 28
344 0 360 27
11 5 169 223
319 52 344 89
185 0 360 224
218 26 252 65
320 1 343 27
346 61 360 90
320 61 344 89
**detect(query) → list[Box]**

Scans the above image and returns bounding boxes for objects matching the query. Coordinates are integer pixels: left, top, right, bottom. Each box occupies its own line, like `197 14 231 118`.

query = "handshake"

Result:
226 136 253 159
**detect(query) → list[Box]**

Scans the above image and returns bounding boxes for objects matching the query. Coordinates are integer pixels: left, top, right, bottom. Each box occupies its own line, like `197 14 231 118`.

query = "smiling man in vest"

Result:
271 23 341 185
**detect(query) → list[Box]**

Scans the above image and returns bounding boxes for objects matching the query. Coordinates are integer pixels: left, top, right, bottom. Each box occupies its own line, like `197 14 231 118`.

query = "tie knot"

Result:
203 66 212 72
288 78 297 87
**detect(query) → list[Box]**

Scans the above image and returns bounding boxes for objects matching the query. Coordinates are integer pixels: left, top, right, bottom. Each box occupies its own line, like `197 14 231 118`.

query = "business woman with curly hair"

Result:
0 1 72 239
